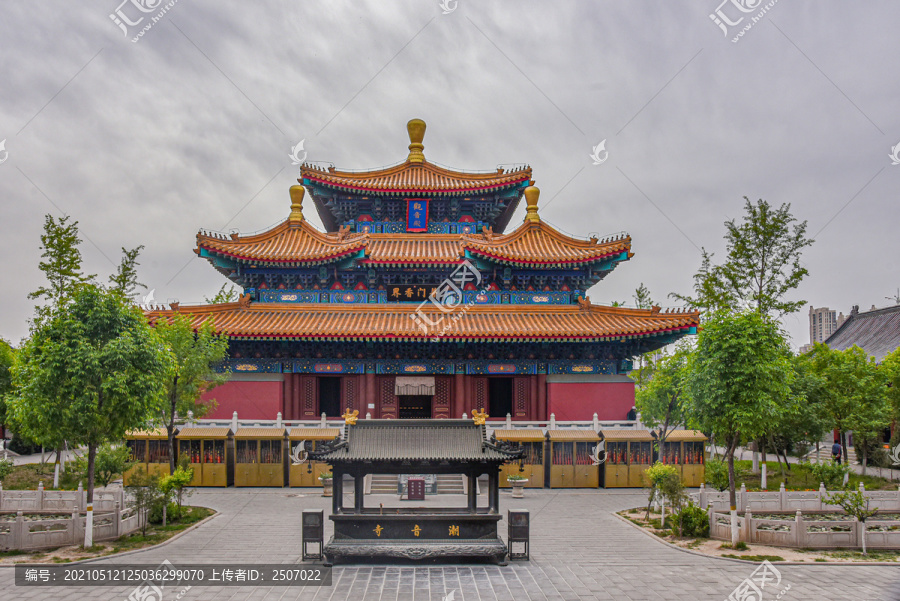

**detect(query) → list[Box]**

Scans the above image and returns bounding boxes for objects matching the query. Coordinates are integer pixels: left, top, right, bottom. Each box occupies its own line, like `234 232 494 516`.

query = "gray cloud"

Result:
1 1 897 346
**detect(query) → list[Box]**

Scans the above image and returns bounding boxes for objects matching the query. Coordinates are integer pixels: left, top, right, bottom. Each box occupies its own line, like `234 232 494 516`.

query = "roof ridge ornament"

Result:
523 186 540 223
406 118 426 163
342 408 359 425
576 295 591 311
472 408 488 425
289 185 305 223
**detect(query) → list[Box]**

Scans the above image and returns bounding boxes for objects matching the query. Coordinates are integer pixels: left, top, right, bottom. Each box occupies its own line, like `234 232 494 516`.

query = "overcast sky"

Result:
1 1 897 348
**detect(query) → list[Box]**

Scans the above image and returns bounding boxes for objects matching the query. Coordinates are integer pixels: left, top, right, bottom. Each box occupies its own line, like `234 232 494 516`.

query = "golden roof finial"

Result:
342 408 359 425
523 186 540 223
289 185 305 223
407 118 426 163
472 408 488 426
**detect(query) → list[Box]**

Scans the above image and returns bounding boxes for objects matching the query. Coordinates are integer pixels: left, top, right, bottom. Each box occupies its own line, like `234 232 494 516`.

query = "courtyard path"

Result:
1 488 898 600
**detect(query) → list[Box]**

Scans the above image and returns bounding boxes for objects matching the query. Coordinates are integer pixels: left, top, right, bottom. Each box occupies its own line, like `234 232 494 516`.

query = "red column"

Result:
282 374 293 420
537 374 547 421
529 374 538 421
292 373 301 420
366 372 376 417
454 373 465 418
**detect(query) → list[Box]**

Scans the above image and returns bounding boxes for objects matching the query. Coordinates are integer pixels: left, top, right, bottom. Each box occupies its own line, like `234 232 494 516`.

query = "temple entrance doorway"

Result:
399 395 432 419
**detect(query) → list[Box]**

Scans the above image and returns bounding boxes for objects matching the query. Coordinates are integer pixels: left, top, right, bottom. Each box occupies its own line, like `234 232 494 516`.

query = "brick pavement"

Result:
2 488 898 600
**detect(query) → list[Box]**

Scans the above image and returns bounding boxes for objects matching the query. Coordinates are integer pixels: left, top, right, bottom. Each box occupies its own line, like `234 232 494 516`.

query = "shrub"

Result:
676 502 710 538
705 458 748 492
125 471 165 536
802 460 851 489
149 501 184 524
0 458 14 479
159 466 193 509
94 443 134 488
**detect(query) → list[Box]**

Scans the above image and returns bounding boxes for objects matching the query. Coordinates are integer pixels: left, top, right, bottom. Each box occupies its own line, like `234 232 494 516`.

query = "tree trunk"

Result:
86 443 97 503
781 448 791 474
770 435 786 480
841 430 849 467
168 424 176 475
760 439 766 464
53 446 61 488
726 433 740 545
861 445 868 476
168 379 179 475
861 521 867 555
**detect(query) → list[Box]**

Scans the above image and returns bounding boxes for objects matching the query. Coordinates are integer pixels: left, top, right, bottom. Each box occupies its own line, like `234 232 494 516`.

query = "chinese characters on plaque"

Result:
406 199 429 232
389 285 438 301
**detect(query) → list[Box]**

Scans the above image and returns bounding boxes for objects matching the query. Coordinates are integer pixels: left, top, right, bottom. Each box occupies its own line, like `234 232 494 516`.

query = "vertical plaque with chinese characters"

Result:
406 199 429 232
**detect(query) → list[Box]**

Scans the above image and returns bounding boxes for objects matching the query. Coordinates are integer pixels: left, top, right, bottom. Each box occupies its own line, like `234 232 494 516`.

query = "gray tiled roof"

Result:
312 419 521 463
824 304 900 363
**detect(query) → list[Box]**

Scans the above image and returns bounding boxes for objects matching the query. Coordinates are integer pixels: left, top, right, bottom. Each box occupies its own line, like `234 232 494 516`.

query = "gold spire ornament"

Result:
342 408 359 425
289 185 305 223
523 186 540 223
406 119 426 163
472 408 488 426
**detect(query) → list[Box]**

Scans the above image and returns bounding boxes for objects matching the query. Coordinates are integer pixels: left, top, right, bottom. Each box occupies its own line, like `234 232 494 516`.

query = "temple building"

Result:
147 120 699 422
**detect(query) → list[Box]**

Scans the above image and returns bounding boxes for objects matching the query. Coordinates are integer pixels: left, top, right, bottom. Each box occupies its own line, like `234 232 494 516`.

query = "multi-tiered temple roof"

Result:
149 119 699 379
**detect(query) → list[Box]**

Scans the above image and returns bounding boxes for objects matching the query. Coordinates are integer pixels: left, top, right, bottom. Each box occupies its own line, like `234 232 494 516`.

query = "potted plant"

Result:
508 473 528 498
319 472 333 497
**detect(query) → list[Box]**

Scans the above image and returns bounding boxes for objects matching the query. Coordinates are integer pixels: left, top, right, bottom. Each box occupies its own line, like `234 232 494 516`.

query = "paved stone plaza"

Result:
2 488 899 600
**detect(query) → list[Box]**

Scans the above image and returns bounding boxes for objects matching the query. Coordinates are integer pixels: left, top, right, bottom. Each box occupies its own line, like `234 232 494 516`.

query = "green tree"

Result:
801 344 889 473
94 443 134 488
672 198 813 318
159 465 194 510
635 346 690 445
882 347 900 425
28 214 95 321
108 245 147 299
204 283 238 304
154 313 229 474
7 285 171 501
826 489 878 554
687 310 794 543
0 338 14 431
633 283 656 309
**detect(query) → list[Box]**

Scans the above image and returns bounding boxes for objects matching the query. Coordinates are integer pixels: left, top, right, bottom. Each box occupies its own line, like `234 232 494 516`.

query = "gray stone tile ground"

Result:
2 488 899 600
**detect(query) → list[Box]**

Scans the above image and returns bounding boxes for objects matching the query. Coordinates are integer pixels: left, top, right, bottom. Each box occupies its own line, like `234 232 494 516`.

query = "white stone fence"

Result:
0 504 145 551
692 482 900 513
708 509 900 549
0 482 145 551
0 481 125 513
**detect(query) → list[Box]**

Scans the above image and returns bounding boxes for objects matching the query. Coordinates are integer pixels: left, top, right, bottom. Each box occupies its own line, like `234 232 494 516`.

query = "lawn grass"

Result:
719 460 896 491
0 463 83 490
824 549 900 561
722 554 785 561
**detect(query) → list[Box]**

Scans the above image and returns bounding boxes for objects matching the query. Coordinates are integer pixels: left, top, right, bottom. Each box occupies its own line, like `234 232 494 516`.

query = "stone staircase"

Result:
369 474 399 494
366 474 466 495
435 474 465 495
805 445 858 464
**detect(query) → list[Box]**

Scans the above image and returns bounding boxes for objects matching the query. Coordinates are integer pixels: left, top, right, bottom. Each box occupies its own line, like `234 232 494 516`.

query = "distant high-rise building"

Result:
808 306 847 346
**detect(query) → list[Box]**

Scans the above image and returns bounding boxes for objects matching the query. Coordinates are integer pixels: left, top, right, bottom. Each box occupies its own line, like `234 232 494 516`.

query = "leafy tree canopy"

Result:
635 345 690 442
29 214 95 321
154 313 229 473
204 284 238 304
672 198 813 318
108 245 147 299
8 284 172 500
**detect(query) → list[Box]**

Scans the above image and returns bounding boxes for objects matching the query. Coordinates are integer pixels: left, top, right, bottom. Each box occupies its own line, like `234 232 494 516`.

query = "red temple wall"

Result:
547 378 635 421
199 374 636 421
202 379 283 420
